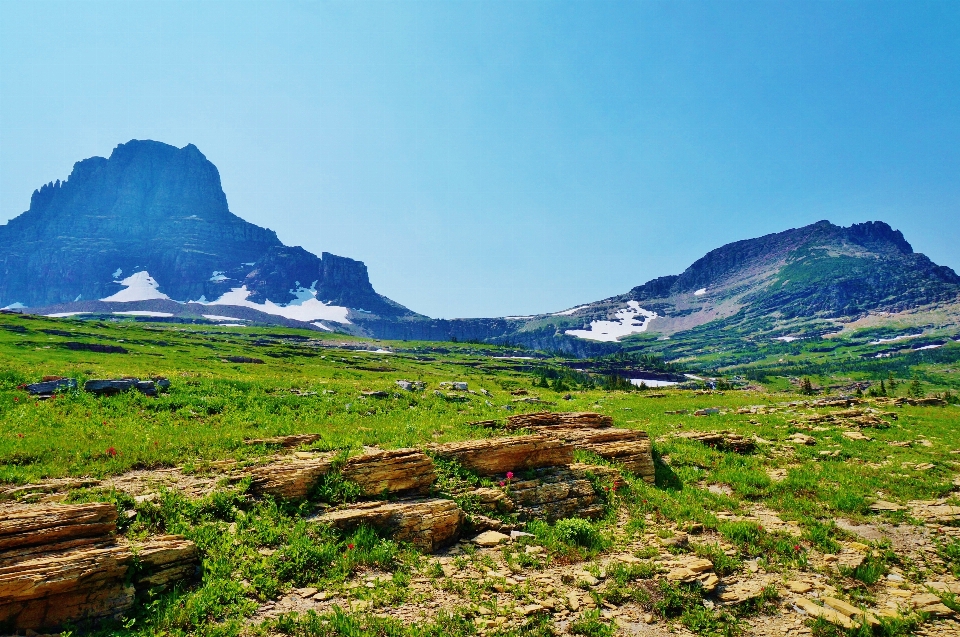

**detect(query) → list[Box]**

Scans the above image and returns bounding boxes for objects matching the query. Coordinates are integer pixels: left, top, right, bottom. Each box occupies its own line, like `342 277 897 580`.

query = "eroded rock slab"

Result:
313 498 464 553
0 502 117 552
504 465 611 522
505 411 613 430
430 435 574 476
676 430 756 453
0 501 197 632
249 448 436 500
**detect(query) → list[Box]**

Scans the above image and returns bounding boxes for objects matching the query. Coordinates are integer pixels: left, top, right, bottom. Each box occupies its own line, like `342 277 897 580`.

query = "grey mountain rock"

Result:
0 140 411 320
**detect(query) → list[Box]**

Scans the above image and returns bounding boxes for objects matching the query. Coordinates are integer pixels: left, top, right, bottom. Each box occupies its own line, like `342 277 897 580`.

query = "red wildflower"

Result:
13 397 18 402
17 433 23 439
499 481 506 487
347 543 355 550
506 471 514 480
793 545 801 551
106 447 117 457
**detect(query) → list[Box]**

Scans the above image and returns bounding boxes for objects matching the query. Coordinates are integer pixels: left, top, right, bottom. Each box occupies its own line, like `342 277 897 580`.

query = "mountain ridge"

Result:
3 140 958 359
0 140 414 326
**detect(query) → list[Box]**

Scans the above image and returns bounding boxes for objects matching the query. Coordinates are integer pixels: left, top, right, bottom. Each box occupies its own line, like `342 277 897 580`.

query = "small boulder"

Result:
472 530 510 547
25 378 77 396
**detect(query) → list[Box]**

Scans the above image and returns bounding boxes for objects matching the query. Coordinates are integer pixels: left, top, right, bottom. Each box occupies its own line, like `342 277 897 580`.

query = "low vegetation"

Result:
2 312 960 636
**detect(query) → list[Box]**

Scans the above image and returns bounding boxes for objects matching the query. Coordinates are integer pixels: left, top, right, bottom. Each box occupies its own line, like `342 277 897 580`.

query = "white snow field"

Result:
100 272 171 302
203 284 351 324
630 378 679 388
552 305 591 316
565 301 658 342
113 311 174 317
694 288 707 296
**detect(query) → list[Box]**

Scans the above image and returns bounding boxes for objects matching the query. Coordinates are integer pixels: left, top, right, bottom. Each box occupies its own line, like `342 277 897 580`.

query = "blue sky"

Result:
1 1 959 318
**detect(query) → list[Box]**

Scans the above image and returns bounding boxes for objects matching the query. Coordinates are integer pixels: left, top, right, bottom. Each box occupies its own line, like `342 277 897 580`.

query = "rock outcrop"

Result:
430 435 575 476
312 498 464 553
0 503 197 632
491 413 655 482
249 448 435 500
500 465 611 522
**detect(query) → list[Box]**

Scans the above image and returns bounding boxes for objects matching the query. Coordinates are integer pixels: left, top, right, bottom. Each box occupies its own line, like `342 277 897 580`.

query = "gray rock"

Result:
25 378 77 395
84 379 139 395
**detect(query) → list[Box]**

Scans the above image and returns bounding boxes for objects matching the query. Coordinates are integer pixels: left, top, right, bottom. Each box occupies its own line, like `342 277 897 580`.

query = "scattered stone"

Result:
224 356 263 364
843 431 872 441
870 500 906 512
676 430 756 453
0 478 102 503
659 532 688 548
787 433 816 445
794 597 855 629
361 390 389 398
83 378 168 397
244 434 321 448
472 531 510 547
786 580 813 594
64 342 127 354
24 378 77 396
396 380 426 391
694 408 720 416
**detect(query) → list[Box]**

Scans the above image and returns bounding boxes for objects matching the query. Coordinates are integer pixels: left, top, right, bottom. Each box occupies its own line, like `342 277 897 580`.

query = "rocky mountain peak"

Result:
0 140 411 322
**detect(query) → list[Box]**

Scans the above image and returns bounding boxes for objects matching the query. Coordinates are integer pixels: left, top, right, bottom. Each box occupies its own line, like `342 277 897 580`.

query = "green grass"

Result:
4 312 960 636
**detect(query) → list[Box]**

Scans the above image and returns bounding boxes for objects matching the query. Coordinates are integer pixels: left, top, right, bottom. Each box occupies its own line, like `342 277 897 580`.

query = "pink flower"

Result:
499 481 506 487
506 472 514 480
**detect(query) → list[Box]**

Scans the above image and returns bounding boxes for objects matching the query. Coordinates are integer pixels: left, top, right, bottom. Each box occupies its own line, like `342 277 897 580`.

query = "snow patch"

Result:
311 322 333 331
209 271 228 282
552 305 591 316
100 271 170 302
46 312 88 318
203 314 245 322
2 302 26 310
630 378 679 388
565 301 658 342
201 285 351 324
774 336 801 343
113 311 174 317
914 344 943 351
694 288 707 296
112 268 123 278
870 334 922 345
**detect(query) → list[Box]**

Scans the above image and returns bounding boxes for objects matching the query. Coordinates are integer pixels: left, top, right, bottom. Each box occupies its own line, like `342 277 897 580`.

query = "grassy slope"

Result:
3 313 960 637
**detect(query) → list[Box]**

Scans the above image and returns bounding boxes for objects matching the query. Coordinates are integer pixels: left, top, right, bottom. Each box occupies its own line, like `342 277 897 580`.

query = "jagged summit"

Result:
0 140 413 325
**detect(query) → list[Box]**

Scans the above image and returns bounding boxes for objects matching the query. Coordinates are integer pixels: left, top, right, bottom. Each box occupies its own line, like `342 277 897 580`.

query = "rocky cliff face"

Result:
0 140 410 319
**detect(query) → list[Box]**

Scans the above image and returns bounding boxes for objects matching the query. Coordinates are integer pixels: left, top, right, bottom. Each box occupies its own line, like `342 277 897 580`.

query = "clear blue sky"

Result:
2 1 959 318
